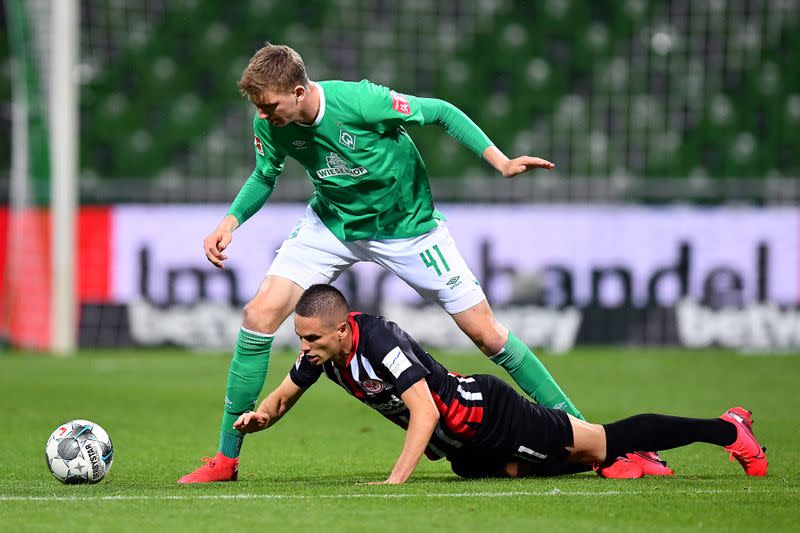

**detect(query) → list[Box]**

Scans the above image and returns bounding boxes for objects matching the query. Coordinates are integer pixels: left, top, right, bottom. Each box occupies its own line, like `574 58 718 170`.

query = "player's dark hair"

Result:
239 43 310 99
295 284 349 322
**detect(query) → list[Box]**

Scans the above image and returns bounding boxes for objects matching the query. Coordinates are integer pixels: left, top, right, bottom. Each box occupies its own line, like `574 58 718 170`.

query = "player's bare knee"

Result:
475 318 508 354
469 326 507 356
503 462 520 478
453 301 508 355
240 300 262 330
503 461 531 478
241 299 283 333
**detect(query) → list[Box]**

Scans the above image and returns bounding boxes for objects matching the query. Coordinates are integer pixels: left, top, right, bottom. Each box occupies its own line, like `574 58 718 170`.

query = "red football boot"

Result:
720 407 767 476
178 452 239 484
625 451 675 476
595 457 644 478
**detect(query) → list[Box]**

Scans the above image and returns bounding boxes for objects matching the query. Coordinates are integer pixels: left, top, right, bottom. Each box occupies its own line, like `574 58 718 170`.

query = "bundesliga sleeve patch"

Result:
390 91 411 115
382 346 412 378
254 135 265 156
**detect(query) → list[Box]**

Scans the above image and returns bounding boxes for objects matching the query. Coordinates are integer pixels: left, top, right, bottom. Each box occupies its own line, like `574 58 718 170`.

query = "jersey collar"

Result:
344 312 362 367
298 81 325 128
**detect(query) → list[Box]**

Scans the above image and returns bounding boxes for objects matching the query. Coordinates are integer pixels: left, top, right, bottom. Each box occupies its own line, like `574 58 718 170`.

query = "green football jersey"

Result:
229 79 492 241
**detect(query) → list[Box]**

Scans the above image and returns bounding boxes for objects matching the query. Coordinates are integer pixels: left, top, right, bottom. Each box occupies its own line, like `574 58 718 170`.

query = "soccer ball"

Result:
45 420 114 484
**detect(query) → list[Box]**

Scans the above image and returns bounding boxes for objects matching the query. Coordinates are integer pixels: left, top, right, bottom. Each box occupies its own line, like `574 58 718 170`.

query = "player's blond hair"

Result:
238 43 310 100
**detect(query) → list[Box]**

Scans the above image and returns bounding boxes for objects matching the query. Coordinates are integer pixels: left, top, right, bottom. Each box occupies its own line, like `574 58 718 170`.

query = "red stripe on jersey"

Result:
430 390 482 439
446 400 483 439
430 390 448 414
344 312 362 367
393 395 451 461
339 365 366 399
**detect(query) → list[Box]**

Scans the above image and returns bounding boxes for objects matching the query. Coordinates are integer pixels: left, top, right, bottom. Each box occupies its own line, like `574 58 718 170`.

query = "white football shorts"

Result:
266 205 486 314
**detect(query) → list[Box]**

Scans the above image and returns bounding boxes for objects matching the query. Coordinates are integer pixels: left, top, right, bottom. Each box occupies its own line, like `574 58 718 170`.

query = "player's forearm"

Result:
482 147 556 177
418 98 493 157
226 171 276 225
216 214 239 233
257 391 297 429
482 145 511 174
237 377 306 434
386 410 439 483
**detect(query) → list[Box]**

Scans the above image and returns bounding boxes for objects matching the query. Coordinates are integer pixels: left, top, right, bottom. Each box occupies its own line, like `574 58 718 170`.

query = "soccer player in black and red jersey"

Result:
234 285 767 482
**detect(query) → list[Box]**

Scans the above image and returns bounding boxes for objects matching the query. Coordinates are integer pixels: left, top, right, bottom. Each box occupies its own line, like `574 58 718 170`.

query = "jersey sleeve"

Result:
289 353 324 389
363 319 430 396
355 80 427 133
226 115 287 225
355 80 493 157
417 97 493 157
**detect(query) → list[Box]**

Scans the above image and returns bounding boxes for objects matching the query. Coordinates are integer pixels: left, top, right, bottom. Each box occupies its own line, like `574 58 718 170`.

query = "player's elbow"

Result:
424 406 440 428
412 404 439 428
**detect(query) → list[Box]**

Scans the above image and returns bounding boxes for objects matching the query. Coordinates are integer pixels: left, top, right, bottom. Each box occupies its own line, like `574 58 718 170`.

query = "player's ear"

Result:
293 84 306 103
337 320 348 338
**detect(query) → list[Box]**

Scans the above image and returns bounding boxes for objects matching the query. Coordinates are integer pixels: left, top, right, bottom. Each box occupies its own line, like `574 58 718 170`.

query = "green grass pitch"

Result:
1 347 799 531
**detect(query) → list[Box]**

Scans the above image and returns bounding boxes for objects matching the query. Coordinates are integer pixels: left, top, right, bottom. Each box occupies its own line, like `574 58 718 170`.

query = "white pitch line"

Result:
0 488 780 502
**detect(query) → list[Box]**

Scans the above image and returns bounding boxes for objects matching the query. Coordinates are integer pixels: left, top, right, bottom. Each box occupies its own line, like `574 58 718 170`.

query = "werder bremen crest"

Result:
317 152 368 179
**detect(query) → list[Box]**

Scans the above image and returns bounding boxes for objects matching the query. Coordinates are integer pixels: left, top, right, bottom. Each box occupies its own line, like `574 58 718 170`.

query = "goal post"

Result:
49 0 79 354
3 0 79 354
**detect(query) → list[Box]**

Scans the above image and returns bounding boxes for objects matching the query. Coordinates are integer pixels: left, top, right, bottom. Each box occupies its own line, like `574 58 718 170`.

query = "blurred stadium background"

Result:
1 0 799 354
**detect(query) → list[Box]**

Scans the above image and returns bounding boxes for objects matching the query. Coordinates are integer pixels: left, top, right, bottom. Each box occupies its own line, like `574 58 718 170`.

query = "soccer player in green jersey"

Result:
178 43 668 483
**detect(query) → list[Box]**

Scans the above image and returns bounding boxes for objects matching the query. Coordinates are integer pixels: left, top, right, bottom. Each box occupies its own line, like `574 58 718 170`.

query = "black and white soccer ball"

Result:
45 420 114 484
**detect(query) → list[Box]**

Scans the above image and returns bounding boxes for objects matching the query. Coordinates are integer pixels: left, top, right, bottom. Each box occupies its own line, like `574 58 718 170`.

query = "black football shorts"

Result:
448 374 576 478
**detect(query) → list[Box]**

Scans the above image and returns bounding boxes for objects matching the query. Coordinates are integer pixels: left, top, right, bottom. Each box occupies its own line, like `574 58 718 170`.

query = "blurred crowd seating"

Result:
3 0 799 201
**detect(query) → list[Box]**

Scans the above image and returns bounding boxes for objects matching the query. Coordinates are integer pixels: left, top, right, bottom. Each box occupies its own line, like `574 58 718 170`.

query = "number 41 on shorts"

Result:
420 244 450 276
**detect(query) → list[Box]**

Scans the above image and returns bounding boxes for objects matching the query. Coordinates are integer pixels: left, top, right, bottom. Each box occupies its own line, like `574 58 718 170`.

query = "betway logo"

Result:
676 299 800 350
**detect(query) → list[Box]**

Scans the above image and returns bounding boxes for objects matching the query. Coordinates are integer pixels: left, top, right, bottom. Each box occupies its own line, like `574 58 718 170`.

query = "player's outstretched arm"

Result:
234 374 307 433
482 145 555 178
203 214 240 269
371 378 440 485
412 97 554 178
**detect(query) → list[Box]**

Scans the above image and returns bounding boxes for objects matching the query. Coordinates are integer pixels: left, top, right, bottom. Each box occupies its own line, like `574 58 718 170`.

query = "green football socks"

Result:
492 332 584 420
218 327 273 458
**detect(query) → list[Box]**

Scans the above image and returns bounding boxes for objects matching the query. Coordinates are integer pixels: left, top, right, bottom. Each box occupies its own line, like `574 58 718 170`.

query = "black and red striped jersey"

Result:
289 312 485 460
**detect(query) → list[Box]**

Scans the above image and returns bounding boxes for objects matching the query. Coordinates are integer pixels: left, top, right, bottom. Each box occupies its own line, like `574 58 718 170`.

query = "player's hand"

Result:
203 229 231 268
233 411 270 433
363 479 403 485
203 215 238 268
500 156 555 178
